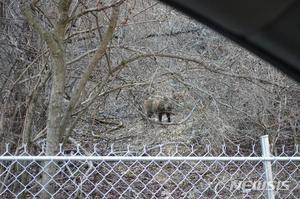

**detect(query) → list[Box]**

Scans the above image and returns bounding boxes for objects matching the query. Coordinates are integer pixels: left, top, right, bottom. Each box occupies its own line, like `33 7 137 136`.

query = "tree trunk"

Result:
21 0 120 197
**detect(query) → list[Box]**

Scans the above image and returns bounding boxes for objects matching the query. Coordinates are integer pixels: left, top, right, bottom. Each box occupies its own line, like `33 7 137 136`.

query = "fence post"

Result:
260 135 275 199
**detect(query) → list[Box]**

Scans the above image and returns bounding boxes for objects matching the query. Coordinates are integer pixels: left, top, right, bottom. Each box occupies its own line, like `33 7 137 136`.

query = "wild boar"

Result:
144 96 173 122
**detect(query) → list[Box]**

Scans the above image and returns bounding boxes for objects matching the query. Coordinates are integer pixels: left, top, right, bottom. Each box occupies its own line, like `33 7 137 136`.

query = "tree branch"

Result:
61 0 122 141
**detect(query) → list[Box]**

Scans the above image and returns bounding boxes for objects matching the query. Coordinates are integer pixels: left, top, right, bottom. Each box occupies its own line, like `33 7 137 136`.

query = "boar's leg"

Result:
158 113 163 122
166 113 171 122
147 111 153 118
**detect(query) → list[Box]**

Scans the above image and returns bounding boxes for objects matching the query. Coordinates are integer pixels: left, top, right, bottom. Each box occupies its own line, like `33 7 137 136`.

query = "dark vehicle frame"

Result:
160 0 300 82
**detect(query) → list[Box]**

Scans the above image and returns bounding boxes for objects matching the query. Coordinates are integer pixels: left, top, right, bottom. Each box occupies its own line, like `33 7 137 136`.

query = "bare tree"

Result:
0 0 299 195
20 0 121 196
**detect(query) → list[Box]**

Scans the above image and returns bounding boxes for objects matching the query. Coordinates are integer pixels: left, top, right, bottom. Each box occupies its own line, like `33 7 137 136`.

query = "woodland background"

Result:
0 0 299 156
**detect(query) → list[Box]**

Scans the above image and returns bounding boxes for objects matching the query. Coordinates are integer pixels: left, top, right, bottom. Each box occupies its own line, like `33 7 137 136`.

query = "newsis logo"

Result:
214 180 290 192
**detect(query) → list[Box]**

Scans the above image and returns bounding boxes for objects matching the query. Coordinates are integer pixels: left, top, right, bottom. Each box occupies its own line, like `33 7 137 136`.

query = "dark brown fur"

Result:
144 96 173 122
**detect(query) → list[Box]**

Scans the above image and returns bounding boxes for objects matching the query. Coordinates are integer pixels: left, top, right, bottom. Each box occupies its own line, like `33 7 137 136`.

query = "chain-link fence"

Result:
0 136 299 198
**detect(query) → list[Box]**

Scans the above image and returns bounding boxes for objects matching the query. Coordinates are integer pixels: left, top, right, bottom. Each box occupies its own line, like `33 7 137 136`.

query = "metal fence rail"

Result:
0 135 299 198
